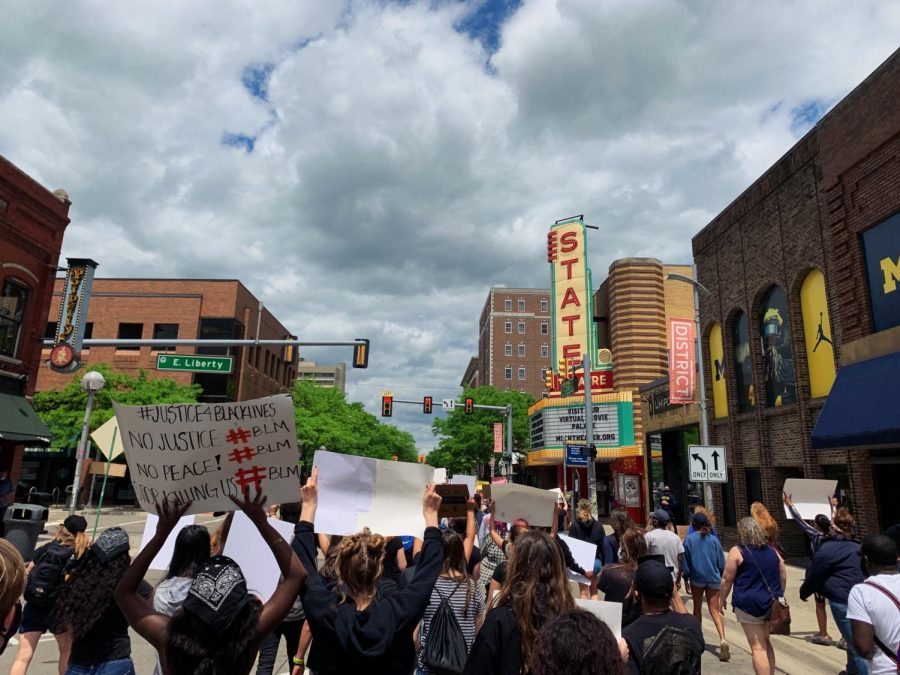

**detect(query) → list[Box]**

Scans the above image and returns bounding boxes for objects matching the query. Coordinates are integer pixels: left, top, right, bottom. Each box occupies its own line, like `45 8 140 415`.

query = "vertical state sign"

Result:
669 318 695 404
548 218 595 371
115 395 302 515
493 423 503 453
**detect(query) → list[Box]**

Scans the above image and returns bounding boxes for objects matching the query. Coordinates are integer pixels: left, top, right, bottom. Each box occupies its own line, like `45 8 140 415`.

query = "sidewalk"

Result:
690 562 847 675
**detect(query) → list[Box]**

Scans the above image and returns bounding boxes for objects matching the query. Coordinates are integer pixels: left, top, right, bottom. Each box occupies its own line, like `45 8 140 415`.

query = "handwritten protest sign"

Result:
782 478 837 520
491 483 557 527
115 395 301 515
313 449 434 538
436 484 469 518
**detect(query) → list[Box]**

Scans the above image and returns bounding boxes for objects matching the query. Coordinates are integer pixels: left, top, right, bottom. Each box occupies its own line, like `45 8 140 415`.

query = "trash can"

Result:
3 503 50 562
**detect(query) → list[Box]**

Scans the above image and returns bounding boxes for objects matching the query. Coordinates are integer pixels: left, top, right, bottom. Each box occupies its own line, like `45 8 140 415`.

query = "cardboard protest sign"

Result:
139 514 197 571
222 512 296 601
115 395 302 515
450 474 476 496
575 599 623 637
559 533 597 584
312 449 434 538
91 416 125 460
436 484 469 518
491 483 557 527
782 478 837 520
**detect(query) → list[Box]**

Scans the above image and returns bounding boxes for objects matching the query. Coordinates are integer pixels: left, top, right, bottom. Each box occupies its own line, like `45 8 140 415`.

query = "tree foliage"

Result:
32 364 201 450
292 380 417 468
429 386 535 473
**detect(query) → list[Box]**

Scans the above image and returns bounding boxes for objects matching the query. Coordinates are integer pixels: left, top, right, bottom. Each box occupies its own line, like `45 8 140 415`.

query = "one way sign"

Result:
688 445 728 483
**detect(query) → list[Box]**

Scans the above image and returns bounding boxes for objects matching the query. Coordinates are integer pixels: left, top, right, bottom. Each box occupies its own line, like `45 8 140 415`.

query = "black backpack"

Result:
422 583 468 675
24 542 74 607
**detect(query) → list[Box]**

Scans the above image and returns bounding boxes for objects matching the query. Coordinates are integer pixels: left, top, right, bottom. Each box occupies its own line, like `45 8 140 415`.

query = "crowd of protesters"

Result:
0 474 896 675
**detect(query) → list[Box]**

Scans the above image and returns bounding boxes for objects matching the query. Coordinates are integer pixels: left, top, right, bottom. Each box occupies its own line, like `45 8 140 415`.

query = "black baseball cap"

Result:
63 515 87 535
653 508 671 524
635 559 674 600
691 512 709 527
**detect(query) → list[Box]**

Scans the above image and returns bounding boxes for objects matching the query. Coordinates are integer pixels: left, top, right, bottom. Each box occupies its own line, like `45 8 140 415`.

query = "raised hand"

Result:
229 485 268 526
155 499 191 536
467 497 477 512
423 483 441 526
782 492 793 507
301 467 319 505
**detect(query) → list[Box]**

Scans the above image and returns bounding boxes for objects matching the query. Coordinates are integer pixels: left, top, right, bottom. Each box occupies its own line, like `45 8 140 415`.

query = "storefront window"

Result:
731 311 754 412
708 322 728 418
0 279 28 358
800 270 836 398
759 286 796 407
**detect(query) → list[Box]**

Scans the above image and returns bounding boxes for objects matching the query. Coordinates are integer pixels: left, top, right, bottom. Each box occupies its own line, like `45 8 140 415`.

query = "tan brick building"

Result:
295 361 346 393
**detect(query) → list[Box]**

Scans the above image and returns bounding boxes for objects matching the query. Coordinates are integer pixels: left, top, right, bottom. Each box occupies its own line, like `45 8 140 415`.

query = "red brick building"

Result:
693 48 900 553
0 156 71 484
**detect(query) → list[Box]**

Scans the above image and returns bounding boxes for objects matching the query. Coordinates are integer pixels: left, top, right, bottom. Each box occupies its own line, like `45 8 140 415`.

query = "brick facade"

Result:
692 48 900 552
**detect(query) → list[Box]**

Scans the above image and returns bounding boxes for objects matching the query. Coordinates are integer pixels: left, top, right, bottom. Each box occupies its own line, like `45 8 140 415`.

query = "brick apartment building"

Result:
0 155 71 485
30 279 296 498
693 47 900 553
470 288 552 399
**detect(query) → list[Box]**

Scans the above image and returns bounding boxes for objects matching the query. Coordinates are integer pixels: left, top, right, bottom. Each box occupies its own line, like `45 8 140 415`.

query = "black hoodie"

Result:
568 517 606 563
293 522 442 675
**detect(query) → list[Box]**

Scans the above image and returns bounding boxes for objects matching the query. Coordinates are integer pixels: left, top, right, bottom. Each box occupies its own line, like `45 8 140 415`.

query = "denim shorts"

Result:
66 658 136 675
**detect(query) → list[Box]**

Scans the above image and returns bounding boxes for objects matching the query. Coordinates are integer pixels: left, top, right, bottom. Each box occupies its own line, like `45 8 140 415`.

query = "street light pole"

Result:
69 371 105 516
583 351 597 517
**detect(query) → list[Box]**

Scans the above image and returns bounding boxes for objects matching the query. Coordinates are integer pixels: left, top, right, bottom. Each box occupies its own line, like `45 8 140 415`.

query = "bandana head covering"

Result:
91 527 130 563
183 556 249 632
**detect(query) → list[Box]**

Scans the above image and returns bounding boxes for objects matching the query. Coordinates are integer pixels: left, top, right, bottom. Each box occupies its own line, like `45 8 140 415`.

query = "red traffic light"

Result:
381 395 393 417
423 396 433 414
464 397 474 414
418 454 426 463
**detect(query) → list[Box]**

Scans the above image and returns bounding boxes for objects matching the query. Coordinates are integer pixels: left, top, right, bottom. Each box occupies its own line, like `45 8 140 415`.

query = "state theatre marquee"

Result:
526 391 637 466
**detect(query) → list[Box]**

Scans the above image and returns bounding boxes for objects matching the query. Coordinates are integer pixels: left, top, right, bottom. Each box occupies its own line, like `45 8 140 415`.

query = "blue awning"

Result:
811 351 900 449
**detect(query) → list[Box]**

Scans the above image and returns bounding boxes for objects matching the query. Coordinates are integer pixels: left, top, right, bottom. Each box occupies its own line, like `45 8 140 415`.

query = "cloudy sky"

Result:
2 0 898 449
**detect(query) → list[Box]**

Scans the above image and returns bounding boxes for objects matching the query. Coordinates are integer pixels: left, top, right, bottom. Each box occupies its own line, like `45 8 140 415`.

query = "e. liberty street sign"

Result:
688 445 727 482
156 353 234 374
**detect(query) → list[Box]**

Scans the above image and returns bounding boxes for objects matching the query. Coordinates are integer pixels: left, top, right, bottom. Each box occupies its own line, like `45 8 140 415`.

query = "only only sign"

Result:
688 445 727 483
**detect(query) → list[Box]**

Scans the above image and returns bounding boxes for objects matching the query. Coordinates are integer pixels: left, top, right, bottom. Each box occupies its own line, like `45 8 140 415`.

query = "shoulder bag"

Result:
745 546 791 635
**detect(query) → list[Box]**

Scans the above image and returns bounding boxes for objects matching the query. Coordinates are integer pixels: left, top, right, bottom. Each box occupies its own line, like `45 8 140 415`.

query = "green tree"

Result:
32 364 202 451
292 380 417 467
429 386 535 473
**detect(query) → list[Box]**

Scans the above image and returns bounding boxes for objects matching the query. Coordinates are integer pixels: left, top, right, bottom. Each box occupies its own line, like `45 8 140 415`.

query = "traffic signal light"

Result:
547 230 558 263
423 396 432 414
464 397 474 414
352 339 370 368
381 395 393 417
543 368 554 390
557 358 570 380
392 455 399 461
418 454 426 464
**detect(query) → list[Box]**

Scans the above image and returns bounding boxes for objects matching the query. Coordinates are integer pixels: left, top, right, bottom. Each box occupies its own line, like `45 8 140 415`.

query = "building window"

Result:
505 343 512 356
518 299 525 311
0 280 28 358
117 322 143 351
504 321 512 334
504 367 512 380
800 270 836 399
540 322 548 335
708 323 728 419
518 343 525 357
731 311 754 412
45 322 58 340
540 299 548 313
517 321 525 334
517 367 526 380
83 322 93 342
541 344 549 358
504 298 512 311
721 481 737 526
759 285 796 407
152 323 179 351
745 468 764 507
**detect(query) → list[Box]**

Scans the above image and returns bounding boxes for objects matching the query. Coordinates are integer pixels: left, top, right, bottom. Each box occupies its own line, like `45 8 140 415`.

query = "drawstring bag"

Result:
422 583 467 675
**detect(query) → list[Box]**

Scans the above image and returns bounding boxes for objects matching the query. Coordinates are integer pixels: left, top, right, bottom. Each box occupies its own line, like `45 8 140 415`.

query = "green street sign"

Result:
561 378 577 397
156 353 233 374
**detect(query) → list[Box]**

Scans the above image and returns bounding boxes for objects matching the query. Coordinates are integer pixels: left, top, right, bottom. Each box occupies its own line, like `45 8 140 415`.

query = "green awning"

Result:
0 393 52 446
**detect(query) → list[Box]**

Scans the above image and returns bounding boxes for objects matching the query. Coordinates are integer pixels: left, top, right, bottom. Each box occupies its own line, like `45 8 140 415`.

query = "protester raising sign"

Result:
115 395 302 515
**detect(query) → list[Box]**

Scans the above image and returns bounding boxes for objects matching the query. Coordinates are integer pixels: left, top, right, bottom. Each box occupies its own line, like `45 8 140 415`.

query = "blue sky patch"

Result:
455 0 522 53
790 98 834 135
242 62 276 102
221 132 256 153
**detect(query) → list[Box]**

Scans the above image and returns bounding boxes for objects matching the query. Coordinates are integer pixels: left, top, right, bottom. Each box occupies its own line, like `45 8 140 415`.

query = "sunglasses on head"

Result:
0 601 22 655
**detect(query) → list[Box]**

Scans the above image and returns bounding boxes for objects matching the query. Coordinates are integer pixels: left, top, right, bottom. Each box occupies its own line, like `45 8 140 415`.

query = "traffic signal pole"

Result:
583 351 598 518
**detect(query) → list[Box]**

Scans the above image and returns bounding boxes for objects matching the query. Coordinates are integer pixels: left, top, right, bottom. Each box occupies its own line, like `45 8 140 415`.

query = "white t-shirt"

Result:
847 573 900 675
645 528 684 576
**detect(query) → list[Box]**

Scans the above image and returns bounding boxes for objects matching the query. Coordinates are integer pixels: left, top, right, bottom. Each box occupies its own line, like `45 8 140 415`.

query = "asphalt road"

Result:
0 508 764 675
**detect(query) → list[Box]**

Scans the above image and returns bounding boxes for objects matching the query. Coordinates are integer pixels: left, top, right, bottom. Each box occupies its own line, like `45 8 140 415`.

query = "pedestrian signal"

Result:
423 396 432 414
352 338 370 369
543 368 554 390
464 397 474 414
381 395 393 417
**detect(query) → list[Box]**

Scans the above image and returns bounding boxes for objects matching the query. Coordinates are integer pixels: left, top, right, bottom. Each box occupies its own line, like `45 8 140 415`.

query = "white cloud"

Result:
2 0 899 449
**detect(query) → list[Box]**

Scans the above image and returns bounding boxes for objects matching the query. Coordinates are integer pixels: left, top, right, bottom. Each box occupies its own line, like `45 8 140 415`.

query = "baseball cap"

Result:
691 512 709 527
652 508 671 524
635 559 674 599
63 515 87 535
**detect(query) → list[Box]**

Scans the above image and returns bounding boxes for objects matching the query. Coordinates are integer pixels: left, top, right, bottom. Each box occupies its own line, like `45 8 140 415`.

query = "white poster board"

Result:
222 512 296 601
491 483 557 527
434 468 448 484
115 395 302 515
559 533 597 585
450 474 476 496
91 416 125 460
782 478 837 520
138 514 196 571
575 599 623 637
312 449 434 538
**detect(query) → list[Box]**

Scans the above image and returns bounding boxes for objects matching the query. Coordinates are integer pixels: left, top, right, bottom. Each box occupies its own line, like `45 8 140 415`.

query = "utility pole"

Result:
583 352 597 518
505 404 513 481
